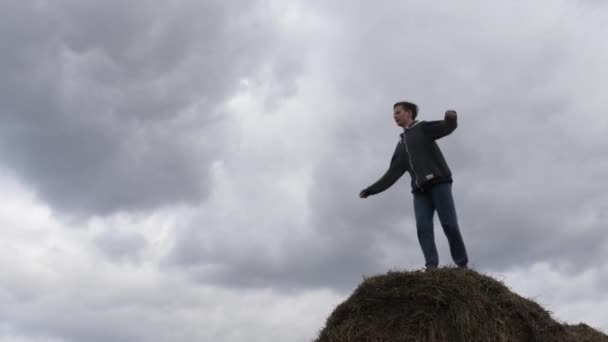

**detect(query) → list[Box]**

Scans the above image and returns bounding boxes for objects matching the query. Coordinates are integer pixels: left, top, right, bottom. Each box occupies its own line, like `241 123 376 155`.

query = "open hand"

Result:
359 189 371 198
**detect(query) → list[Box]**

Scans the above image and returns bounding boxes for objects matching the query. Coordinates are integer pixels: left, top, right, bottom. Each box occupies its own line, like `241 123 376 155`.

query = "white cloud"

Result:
0 167 344 341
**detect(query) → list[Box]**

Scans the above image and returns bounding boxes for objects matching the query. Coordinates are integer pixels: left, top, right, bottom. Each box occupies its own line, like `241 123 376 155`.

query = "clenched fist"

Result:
445 110 457 120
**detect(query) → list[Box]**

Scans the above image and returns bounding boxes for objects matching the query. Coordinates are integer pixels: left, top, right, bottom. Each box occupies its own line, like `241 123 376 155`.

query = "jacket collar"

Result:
400 120 421 137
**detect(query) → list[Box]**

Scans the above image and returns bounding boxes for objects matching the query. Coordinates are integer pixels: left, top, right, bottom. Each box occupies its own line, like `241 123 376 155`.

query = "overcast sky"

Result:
1 1 607 341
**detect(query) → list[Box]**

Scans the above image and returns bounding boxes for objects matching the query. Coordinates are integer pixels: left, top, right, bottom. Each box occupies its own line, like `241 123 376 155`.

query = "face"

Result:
393 105 412 127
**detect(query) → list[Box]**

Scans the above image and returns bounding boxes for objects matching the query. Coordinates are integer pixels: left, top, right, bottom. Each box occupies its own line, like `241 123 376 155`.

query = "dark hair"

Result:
394 101 418 119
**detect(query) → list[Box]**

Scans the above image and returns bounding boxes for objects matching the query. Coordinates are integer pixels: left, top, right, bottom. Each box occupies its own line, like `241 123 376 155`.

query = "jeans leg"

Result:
431 182 469 267
413 191 438 268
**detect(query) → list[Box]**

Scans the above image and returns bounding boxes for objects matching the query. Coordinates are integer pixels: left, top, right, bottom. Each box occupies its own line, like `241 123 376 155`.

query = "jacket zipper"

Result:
402 133 422 191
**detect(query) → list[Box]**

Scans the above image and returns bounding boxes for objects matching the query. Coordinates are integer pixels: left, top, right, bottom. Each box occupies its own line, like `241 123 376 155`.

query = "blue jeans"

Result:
413 182 468 268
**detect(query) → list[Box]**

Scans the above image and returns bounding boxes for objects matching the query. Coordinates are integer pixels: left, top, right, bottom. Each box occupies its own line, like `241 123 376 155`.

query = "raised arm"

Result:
422 110 458 140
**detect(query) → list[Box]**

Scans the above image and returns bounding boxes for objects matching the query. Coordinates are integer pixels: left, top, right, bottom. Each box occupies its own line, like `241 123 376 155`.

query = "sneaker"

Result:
424 265 438 272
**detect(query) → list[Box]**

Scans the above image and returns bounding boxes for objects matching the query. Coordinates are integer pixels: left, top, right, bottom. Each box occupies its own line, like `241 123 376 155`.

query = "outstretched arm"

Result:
360 143 407 198
423 110 458 140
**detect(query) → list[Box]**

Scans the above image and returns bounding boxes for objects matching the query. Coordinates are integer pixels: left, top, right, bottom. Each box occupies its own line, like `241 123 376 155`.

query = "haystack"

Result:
314 267 607 342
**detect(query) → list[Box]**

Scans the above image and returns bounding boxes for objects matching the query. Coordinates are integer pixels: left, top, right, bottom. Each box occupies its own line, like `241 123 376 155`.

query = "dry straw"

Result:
314 267 607 342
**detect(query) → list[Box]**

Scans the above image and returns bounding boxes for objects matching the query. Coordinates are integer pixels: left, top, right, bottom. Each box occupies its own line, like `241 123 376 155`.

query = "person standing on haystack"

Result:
359 101 469 270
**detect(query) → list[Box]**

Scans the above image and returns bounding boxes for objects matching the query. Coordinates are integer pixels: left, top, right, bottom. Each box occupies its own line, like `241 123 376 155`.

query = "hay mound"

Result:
314 267 607 342
565 323 608 342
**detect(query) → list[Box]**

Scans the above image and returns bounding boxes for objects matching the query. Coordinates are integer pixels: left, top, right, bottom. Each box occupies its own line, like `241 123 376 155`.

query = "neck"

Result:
403 119 416 128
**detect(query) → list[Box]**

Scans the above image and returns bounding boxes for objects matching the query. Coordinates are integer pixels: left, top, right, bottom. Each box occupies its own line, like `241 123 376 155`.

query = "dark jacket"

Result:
365 115 457 194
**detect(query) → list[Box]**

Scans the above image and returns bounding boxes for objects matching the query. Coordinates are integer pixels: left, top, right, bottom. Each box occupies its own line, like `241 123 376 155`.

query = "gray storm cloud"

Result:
0 0 298 218
166 1 608 291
